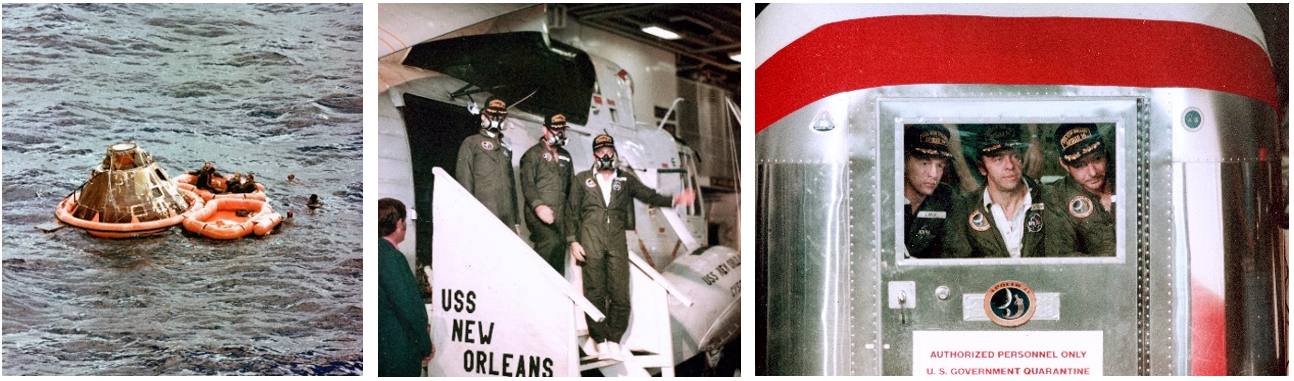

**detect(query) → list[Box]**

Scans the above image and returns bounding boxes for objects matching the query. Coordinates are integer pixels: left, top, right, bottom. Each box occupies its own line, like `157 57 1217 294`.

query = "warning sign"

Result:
912 331 1103 376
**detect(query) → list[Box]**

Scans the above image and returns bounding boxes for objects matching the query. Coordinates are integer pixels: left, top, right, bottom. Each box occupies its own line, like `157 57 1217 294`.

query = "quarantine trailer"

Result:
756 4 1286 376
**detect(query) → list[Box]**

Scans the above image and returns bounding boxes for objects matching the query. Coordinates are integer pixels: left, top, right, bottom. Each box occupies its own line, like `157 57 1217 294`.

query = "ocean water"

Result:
2 3 363 375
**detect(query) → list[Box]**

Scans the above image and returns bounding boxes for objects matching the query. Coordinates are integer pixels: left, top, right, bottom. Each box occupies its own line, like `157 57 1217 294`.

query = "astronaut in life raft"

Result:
186 162 261 195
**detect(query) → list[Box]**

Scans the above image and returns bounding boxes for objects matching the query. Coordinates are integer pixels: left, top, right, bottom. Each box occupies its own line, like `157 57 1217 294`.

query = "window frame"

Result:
884 99 1134 267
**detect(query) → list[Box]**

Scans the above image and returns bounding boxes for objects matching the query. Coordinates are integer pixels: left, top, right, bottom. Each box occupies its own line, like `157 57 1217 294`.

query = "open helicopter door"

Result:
874 94 1148 376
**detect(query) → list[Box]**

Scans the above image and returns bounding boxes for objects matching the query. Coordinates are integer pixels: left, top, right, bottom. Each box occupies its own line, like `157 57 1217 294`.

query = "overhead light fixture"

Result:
641 25 681 40
728 51 742 63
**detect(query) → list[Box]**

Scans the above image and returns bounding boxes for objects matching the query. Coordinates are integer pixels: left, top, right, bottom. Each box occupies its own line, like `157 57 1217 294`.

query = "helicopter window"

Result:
898 123 1119 262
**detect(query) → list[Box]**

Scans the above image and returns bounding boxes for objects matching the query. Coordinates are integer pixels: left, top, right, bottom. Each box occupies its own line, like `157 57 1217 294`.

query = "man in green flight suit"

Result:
456 96 520 233
945 124 1047 258
1044 123 1115 257
903 124 957 258
520 113 574 274
565 134 695 362
378 198 432 376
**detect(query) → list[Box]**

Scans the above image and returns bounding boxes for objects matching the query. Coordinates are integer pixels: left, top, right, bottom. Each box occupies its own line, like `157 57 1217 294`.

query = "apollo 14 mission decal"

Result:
984 281 1037 327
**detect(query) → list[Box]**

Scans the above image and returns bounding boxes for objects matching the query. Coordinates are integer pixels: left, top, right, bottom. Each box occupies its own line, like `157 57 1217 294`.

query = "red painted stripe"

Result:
756 15 1277 134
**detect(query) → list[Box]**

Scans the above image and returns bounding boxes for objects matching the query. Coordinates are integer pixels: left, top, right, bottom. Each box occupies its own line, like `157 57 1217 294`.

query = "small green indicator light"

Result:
1184 109 1203 130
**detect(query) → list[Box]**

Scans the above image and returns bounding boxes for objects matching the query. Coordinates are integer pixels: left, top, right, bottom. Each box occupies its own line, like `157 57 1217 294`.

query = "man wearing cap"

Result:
520 113 574 274
945 124 1047 258
565 134 696 362
1044 123 1115 257
903 125 957 258
456 96 520 233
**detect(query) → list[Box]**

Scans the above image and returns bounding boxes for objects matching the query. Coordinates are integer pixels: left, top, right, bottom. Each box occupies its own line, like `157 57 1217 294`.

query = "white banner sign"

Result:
912 331 1103 376
430 168 595 377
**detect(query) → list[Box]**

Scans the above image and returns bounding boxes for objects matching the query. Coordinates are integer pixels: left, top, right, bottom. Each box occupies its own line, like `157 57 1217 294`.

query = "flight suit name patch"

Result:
969 209 990 232
916 211 946 219
1069 196 1094 218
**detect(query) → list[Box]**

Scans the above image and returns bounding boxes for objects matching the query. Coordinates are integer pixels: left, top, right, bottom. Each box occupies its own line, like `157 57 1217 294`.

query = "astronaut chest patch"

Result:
1069 196 1094 218
915 224 934 240
969 209 991 232
1026 212 1043 233
612 178 624 191
480 140 494 151
585 178 596 188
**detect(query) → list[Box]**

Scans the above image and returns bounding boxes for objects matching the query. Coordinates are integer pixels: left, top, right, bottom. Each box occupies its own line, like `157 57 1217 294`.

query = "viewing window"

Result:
897 123 1121 263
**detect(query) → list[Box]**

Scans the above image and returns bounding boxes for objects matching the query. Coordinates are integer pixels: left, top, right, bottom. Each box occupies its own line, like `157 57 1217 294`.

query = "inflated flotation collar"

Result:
56 189 203 238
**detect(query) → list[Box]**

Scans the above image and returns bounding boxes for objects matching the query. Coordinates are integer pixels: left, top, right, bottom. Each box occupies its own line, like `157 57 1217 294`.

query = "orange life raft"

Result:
173 173 267 202
182 198 283 239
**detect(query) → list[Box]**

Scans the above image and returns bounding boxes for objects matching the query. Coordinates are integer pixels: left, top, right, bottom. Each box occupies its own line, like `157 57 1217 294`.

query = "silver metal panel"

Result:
847 91 882 376
1217 161 1281 375
1171 163 1192 375
756 94 856 165
1162 88 1271 162
759 162 852 375
1158 88 1281 375
962 293 1062 321
1143 89 1181 375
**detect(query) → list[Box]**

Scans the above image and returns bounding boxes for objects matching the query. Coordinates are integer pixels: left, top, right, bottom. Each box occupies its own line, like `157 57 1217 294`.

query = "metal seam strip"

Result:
1136 98 1152 375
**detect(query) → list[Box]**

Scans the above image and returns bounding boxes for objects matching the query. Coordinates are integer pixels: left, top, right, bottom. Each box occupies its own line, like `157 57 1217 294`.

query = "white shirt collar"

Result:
981 179 1031 209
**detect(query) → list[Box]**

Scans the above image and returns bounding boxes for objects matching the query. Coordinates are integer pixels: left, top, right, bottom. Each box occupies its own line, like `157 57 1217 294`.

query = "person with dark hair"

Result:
1044 124 1115 257
188 162 224 193
903 125 956 258
231 172 258 194
565 134 695 362
378 198 432 376
226 172 243 194
456 96 520 233
520 113 573 274
945 125 1047 258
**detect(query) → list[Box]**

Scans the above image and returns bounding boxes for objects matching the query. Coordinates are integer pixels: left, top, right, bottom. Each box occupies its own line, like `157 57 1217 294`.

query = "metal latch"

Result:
888 281 916 324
